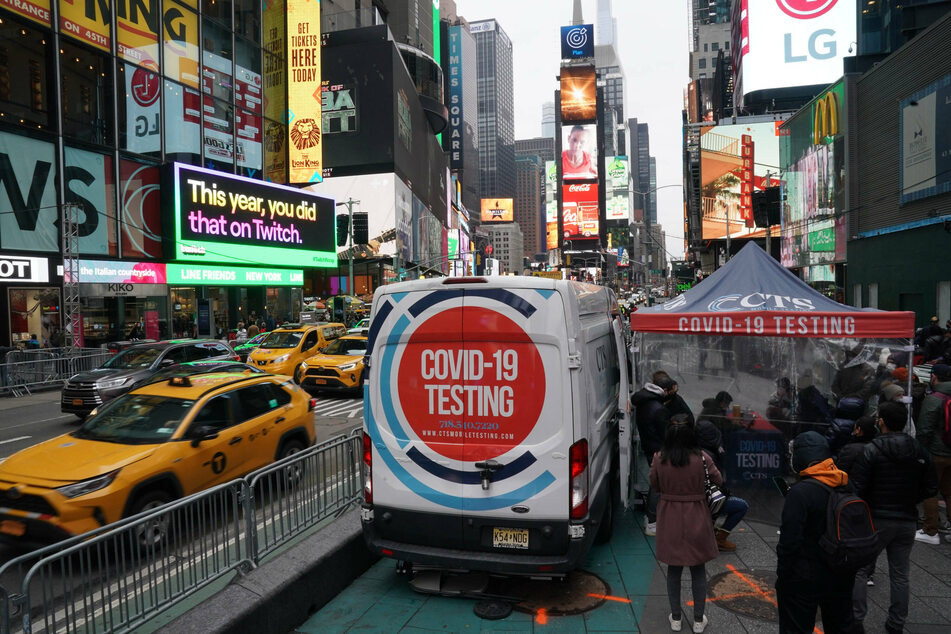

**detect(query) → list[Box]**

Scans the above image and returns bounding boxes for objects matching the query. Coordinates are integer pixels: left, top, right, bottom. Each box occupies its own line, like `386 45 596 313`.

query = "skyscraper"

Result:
596 0 618 46
515 155 545 256
541 102 556 139
628 119 653 223
471 19 516 200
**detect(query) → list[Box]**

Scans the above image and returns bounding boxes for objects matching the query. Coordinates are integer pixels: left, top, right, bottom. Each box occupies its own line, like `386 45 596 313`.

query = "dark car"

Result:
129 359 264 391
233 332 268 361
61 340 238 420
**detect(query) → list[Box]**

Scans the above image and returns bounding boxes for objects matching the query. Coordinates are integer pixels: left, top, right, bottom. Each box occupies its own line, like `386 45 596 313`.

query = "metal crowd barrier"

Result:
0 429 365 634
1 349 112 397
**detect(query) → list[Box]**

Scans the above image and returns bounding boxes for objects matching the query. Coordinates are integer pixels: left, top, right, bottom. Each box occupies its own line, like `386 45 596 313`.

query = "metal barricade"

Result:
1 349 111 397
0 428 364 634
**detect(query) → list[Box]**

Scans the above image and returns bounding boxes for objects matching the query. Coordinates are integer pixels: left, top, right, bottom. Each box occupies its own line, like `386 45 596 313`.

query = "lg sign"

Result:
776 0 838 19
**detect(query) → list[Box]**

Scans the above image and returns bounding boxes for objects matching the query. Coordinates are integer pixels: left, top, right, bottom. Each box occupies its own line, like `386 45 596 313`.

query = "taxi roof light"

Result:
169 376 192 387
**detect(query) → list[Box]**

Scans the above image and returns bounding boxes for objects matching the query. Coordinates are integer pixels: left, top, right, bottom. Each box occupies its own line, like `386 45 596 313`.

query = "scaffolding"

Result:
61 202 82 351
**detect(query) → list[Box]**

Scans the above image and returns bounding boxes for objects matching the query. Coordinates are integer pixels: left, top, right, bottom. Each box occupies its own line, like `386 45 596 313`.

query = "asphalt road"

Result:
0 389 79 460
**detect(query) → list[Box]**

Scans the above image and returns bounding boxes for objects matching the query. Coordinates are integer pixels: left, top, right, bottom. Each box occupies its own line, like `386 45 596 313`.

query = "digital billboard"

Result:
546 222 558 250
606 156 629 190
480 198 514 223
560 24 594 60
900 72 951 203
307 172 400 257
561 124 599 180
447 25 465 170
560 67 597 122
699 122 782 240
562 183 599 240
606 194 629 221
738 0 856 99
287 0 323 183
173 163 336 267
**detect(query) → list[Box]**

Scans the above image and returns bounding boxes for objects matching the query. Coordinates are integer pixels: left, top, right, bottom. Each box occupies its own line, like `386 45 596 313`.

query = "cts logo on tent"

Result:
663 294 688 311
708 293 818 312
775 0 838 20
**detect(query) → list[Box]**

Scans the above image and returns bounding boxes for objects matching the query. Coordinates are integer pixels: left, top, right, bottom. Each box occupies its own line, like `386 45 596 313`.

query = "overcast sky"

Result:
453 0 690 259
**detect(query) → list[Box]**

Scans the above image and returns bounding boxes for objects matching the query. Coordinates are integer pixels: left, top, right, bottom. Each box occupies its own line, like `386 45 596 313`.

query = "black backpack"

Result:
804 479 881 573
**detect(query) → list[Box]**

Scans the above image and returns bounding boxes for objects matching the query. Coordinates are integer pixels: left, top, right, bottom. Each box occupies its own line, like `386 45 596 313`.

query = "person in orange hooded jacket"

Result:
775 431 855 634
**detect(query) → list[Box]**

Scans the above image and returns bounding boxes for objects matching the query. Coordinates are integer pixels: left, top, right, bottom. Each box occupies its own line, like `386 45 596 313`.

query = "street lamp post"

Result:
336 199 360 295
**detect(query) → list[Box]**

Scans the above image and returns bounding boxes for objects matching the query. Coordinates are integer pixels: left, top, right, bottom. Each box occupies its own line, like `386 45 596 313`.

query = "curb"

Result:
157 508 378 634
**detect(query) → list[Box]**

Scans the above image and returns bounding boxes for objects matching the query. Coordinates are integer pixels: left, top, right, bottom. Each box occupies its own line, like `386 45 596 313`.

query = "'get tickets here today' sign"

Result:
173 163 336 268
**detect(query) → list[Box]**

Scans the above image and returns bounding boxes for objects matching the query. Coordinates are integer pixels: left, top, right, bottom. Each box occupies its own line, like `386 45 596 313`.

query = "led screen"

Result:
560 66 597 122
699 122 782 240
561 124 599 180
739 0 856 98
480 198 514 223
287 0 323 183
173 163 336 267
562 182 599 240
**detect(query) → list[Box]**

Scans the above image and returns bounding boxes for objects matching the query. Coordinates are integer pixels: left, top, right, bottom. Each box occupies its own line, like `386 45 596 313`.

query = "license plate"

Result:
0 520 25 537
492 527 529 549
312 378 326 384
72 398 83 406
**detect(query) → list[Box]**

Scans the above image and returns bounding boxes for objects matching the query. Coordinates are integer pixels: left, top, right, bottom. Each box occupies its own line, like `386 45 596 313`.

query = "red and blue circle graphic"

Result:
397 306 546 462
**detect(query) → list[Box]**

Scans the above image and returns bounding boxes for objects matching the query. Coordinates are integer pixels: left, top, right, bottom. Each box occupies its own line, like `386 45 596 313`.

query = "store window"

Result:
8 288 61 348
235 37 262 115
0 17 51 130
171 287 197 338
79 294 168 347
118 63 162 157
60 41 114 146
235 0 261 43
164 2 200 89
164 79 201 163
202 19 233 103
204 97 235 171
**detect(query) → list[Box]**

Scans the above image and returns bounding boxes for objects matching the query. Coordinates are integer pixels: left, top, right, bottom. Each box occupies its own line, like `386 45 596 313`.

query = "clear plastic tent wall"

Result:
630 244 915 522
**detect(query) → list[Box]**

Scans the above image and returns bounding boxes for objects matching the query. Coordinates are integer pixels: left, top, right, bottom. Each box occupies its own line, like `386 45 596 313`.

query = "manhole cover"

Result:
707 567 777 621
473 600 513 620
489 570 609 616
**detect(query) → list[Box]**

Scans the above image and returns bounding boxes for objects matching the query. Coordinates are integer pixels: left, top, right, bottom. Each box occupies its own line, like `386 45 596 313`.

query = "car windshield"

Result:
260 331 302 349
73 394 194 444
238 334 267 348
323 338 367 356
102 346 164 369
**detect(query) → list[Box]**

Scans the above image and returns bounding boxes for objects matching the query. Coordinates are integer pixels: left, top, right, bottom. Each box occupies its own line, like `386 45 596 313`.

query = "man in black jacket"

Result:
850 401 938 634
776 431 855 633
631 375 674 535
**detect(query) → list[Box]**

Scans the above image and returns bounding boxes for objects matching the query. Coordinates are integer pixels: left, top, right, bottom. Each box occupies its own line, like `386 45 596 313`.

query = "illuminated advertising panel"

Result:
562 183 599 240
172 163 336 267
545 160 557 198
561 124 598 180
606 156 629 190
307 172 399 257
560 24 594 60
606 194 628 220
546 222 558 250
480 198 514 223
447 25 465 169
900 72 951 203
739 0 856 97
700 122 782 240
560 67 597 122
287 0 323 183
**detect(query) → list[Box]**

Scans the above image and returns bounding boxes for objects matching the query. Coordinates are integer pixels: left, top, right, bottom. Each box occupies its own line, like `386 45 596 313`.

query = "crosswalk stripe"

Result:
312 397 363 418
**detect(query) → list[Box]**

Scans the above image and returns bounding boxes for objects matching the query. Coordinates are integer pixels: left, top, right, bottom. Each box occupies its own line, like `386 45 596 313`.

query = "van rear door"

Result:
458 286 573 556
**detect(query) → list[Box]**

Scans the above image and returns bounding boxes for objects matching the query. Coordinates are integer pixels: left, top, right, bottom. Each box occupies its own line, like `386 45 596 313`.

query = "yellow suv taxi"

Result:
297 334 368 393
247 323 347 378
0 372 315 545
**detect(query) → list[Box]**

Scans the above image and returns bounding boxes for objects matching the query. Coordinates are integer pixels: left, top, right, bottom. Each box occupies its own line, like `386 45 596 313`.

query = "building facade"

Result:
471 19 515 199
484 222 523 274
514 155 544 256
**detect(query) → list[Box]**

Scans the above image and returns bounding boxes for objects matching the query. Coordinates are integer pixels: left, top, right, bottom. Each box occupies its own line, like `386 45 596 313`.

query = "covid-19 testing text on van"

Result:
361 277 632 575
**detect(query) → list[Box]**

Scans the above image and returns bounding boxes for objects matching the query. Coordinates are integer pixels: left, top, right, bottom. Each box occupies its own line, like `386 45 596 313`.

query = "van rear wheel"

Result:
595 471 619 544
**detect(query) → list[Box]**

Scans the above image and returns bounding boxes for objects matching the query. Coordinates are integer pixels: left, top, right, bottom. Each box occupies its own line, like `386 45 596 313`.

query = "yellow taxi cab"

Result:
0 372 316 546
297 334 368 393
247 322 347 377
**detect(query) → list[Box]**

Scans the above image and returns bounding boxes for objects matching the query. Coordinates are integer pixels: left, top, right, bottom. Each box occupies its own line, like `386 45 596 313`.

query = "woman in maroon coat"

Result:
649 421 721 633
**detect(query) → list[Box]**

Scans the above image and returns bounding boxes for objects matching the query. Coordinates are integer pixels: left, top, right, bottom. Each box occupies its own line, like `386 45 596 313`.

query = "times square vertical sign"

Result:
287 0 323 183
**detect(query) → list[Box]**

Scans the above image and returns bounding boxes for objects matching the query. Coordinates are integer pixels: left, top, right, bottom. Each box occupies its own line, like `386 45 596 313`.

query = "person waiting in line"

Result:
795 371 833 434
632 375 675 536
650 419 717 633
654 370 695 426
25 334 40 350
247 323 260 338
824 396 866 455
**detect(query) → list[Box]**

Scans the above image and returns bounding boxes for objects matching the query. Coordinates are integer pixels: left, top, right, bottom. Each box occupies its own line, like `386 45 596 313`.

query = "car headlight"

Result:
56 470 120 499
339 362 358 371
98 376 133 390
273 354 291 364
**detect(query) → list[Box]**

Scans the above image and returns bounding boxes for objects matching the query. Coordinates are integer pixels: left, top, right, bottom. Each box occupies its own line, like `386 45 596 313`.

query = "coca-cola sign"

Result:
568 183 593 193
562 183 599 241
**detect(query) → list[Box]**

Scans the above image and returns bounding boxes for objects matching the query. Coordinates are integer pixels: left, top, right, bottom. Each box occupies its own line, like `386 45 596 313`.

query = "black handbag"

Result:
702 453 726 515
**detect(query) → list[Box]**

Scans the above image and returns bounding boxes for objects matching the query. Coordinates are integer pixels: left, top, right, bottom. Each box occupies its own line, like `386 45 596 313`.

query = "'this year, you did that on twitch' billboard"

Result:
172 163 337 268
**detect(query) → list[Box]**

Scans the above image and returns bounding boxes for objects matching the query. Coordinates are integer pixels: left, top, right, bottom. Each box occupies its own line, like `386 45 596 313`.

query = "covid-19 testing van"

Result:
361 277 631 575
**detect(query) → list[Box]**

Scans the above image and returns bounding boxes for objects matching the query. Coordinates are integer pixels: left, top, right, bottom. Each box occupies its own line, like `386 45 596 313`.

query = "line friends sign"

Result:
287 0 323 183
173 163 336 268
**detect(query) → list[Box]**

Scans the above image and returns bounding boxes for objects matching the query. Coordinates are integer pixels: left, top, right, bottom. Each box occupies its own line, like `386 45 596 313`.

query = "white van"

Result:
361 276 631 575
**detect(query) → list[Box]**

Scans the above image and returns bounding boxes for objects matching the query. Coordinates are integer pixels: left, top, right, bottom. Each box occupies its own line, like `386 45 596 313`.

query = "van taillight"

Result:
569 439 588 520
363 431 373 504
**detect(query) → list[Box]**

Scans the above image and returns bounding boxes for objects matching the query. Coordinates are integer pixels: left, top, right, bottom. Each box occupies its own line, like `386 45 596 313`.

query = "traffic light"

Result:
335 214 349 246
751 191 768 228
352 213 369 244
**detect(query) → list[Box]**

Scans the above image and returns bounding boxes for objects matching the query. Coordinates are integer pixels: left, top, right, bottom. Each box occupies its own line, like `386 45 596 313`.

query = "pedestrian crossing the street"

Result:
311 396 364 419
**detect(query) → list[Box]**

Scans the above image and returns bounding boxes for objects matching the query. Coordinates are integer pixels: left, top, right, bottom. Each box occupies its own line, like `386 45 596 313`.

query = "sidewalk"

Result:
0 386 61 407
298 502 951 633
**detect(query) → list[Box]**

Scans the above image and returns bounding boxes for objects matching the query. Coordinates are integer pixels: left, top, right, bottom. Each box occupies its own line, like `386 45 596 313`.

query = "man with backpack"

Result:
916 363 951 544
850 401 938 634
632 375 675 536
776 431 858 633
